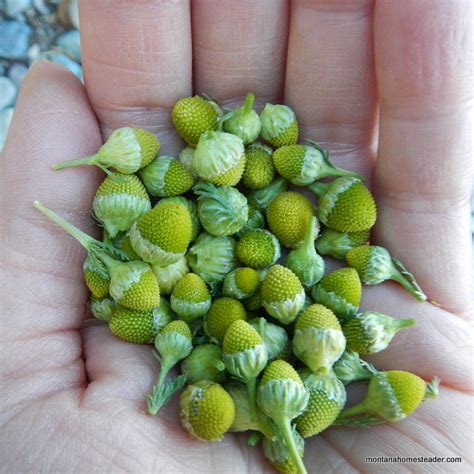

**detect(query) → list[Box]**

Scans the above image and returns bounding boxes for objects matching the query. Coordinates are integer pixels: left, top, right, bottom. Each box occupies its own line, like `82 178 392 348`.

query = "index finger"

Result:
373 0 474 317
79 0 192 154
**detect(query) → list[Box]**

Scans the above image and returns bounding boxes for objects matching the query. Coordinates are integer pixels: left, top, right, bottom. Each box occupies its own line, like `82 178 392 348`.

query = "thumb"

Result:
0 61 101 403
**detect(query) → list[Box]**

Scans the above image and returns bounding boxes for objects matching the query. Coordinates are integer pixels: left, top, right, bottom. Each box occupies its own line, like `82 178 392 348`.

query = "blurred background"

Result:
0 0 80 149
0 0 472 254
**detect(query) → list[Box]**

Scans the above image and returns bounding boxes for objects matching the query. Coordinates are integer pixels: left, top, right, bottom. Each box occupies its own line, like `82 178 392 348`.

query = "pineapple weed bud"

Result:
34 92 439 474
222 93 262 145
148 320 193 415
194 182 248 237
52 127 159 174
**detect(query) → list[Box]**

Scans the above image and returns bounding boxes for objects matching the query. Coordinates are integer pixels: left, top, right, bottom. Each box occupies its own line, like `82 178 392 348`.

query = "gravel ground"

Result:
0 0 472 248
0 0 80 148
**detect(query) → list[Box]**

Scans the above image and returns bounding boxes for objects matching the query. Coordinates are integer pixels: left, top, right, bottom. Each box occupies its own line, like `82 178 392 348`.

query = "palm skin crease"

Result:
0 1 472 473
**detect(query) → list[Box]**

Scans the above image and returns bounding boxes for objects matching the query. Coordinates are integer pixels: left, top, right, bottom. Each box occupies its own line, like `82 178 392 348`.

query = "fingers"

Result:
192 0 289 106
322 387 472 471
0 61 101 397
361 286 474 393
285 0 377 176
79 0 192 153
373 0 474 317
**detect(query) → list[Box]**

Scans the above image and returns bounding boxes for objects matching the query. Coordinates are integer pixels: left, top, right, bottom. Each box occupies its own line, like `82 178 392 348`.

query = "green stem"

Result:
242 93 255 116
52 154 99 171
338 400 368 419
395 318 417 329
391 258 427 302
95 251 121 273
301 216 316 254
33 200 96 250
323 165 365 181
308 182 329 197
246 378 275 440
147 359 172 415
333 414 384 428
276 418 307 474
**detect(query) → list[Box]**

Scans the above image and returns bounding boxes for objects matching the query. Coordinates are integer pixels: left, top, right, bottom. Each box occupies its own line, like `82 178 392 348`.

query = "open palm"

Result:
1 1 473 472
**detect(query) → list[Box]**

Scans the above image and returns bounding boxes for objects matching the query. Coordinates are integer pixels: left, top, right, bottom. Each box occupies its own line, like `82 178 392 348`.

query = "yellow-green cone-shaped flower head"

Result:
155 320 193 365
223 93 262 145
222 320 268 382
260 103 299 148
89 296 115 322
242 143 275 190
92 173 151 238
249 317 289 362
339 371 439 423
159 196 201 242
130 201 192 265
194 182 248 237
187 233 236 285
205 297 247 343
52 127 159 173
267 191 315 248
192 131 246 186
346 245 427 301
151 256 189 295
180 381 235 441
104 259 160 311
170 273 211 321
257 360 309 421
171 95 220 146
139 155 195 197
181 344 226 384
262 429 305 474
333 350 378 385
312 268 361 322
109 303 172 344
286 216 325 288
273 143 362 186
248 176 288 211
83 254 110 298
343 311 416 355
293 304 346 374
296 371 346 437
316 228 370 260
310 177 377 232
223 267 260 300
261 265 305 324
236 229 281 269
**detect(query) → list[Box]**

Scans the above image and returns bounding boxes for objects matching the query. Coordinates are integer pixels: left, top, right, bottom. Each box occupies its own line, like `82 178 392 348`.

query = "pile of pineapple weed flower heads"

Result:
34 93 439 474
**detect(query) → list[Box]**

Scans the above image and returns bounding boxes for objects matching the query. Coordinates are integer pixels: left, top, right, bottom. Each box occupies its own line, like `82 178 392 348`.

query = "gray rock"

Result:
55 30 81 62
5 0 33 17
0 21 33 60
69 0 80 30
8 63 29 86
33 0 51 15
0 77 17 109
36 51 82 80
0 107 14 151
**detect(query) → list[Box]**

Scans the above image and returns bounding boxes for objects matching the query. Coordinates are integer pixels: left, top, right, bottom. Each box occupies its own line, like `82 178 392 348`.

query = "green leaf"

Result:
147 374 187 415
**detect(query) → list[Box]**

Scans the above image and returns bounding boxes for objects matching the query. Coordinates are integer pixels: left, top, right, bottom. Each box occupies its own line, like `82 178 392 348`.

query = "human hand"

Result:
0 0 472 472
